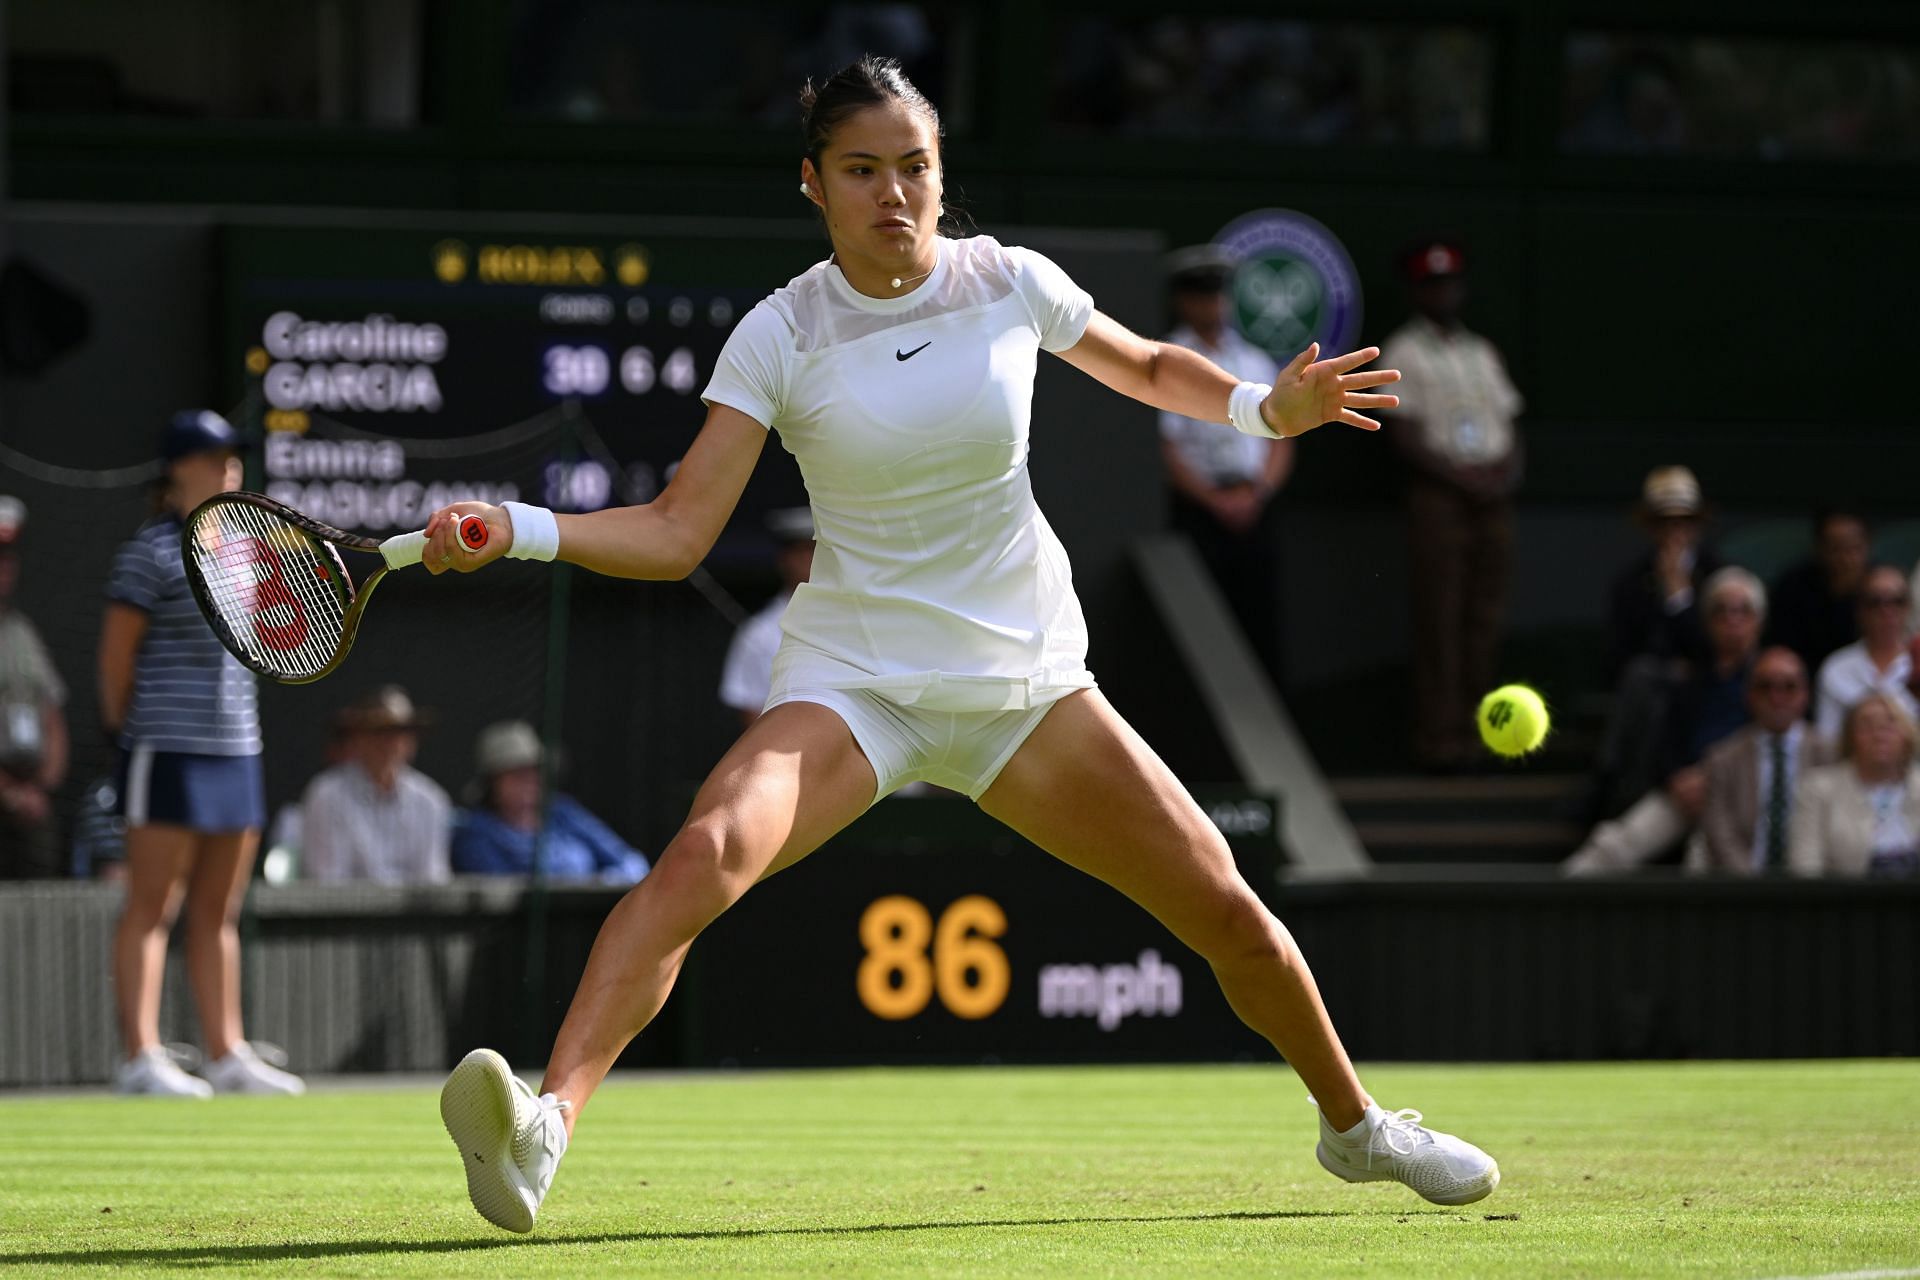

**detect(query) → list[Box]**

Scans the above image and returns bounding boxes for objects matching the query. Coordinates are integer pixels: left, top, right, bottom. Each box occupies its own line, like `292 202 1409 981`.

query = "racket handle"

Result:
379 515 489 570
380 531 428 569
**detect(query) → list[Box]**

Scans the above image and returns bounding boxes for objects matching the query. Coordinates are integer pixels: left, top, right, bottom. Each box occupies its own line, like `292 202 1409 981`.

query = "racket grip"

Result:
380 530 428 569
379 515 488 570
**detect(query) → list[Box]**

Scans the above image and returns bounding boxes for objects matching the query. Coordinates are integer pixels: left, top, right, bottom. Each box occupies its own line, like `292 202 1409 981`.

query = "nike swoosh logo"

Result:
896 342 931 361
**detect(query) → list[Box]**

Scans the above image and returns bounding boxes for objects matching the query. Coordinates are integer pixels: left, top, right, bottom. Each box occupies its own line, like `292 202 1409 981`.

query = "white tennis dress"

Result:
701 234 1097 717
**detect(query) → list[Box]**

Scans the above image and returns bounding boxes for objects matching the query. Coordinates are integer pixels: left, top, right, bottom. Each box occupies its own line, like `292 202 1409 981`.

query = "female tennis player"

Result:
426 56 1497 1232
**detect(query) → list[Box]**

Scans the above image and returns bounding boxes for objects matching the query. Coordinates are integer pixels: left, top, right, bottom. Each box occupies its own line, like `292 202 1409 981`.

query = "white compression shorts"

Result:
765 684 1084 805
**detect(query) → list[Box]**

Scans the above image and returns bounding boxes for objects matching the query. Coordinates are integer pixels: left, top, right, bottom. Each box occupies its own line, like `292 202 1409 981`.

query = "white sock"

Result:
1332 1103 1385 1142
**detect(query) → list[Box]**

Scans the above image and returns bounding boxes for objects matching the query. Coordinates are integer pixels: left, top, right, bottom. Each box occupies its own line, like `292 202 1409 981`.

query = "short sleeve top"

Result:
701 235 1097 712
106 514 261 756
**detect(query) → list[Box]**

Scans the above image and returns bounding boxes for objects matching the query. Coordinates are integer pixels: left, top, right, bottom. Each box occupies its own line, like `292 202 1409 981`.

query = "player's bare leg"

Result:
544 699 878 1122
979 689 1498 1204
444 700 877 1231
978 689 1369 1124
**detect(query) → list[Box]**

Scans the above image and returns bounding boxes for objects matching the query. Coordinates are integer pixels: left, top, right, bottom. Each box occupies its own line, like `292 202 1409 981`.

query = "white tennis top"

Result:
701 234 1097 712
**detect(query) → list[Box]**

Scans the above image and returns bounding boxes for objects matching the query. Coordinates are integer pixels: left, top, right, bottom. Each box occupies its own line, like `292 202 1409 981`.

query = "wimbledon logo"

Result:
1215 209 1362 362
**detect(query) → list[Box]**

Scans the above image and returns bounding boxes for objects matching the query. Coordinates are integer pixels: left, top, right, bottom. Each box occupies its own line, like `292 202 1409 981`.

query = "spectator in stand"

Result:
0 496 70 879
1156 245 1289 672
719 508 816 728
1789 692 1920 878
451 720 649 884
1587 466 1724 817
1564 566 1763 875
300 685 451 885
1381 240 1523 771
1692 647 1836 874
1607 466 1722 682
1766 506 1868 678
1812 564 1919 741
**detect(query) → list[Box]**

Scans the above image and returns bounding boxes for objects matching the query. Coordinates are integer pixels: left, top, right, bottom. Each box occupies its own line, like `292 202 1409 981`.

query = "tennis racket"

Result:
181 491 489 684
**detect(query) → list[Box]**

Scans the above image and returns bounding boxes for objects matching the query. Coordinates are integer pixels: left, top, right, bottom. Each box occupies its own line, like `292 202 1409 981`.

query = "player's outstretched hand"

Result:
422 502 513 576
1260 344 1400 438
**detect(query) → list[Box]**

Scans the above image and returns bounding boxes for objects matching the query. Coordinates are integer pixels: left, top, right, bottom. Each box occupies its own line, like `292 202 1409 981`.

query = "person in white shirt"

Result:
418 56 1496 1232
1157 247 1291 671
1791 692 1920 877
1813 564 1920 741
299 686 451 885
718 507 816 727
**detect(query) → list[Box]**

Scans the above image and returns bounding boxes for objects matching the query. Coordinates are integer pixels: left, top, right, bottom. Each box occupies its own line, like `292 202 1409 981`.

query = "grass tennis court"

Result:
3 1060 1915 1278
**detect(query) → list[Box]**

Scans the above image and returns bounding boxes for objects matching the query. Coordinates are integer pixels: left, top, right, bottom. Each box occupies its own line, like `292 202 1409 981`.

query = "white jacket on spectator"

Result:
1787 761 1920 877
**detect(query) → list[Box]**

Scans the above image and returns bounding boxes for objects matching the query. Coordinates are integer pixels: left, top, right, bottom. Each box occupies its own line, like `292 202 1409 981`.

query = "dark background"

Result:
5 0 1919 821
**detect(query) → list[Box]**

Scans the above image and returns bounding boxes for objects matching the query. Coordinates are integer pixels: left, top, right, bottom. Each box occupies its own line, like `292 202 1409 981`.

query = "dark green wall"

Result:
11 1 1919 506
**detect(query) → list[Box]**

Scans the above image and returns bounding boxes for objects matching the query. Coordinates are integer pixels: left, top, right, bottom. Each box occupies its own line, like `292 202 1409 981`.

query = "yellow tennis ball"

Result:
1478 684 1550 757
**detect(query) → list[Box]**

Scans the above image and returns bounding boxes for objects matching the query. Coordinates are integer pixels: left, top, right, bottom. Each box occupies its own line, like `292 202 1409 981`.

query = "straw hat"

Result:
1637 466 1705 520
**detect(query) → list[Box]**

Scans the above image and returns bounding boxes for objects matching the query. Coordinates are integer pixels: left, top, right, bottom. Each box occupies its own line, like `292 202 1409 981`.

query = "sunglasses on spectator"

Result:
1708 600 1757 616
1751 677 1804 693
1862 592 1909 609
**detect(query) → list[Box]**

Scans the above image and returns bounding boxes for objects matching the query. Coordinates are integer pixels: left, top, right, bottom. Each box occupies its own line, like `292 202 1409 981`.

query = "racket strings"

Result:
190 503 350 679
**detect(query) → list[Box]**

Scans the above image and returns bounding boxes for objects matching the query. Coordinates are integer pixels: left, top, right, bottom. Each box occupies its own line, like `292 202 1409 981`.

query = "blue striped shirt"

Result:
106 514 262 756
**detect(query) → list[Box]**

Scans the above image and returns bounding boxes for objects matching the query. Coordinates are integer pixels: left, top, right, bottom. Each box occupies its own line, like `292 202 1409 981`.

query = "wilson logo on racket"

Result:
234 536 312 654
182 493 484 684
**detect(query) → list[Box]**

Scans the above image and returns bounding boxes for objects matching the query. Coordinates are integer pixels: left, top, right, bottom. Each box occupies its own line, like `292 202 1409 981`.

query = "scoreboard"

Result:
220 220 823 561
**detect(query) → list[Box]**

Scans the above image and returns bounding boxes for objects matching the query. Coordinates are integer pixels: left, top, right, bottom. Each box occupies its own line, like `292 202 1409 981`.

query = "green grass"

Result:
2 1061 1917 1277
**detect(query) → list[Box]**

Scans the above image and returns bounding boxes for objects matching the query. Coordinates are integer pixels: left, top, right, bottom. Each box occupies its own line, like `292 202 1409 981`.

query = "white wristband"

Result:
1229 381 1283 439
501 502 560 562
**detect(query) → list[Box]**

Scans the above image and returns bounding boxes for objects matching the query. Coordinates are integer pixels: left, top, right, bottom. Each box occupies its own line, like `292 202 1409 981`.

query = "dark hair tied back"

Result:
799 54 942 166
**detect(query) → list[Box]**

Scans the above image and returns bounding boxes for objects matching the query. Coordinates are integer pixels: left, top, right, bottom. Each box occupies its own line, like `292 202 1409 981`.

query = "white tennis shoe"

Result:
202 1043 306 1095
1313 1098 1500 1205
113 1046 213 1098
440 1048 570 1233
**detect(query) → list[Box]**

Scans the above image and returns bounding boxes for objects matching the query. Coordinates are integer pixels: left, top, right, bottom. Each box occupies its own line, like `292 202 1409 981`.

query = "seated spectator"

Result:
300 686 450 884
451 720 649 884
0 496 71 880
1765 506 1868 678
719 508 815 728
1812 564 1919 740
1565 566 1763 875
1606 466 1722 684
1789 692 1920 878
1691 647 1837 874
1587 467 1725 817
